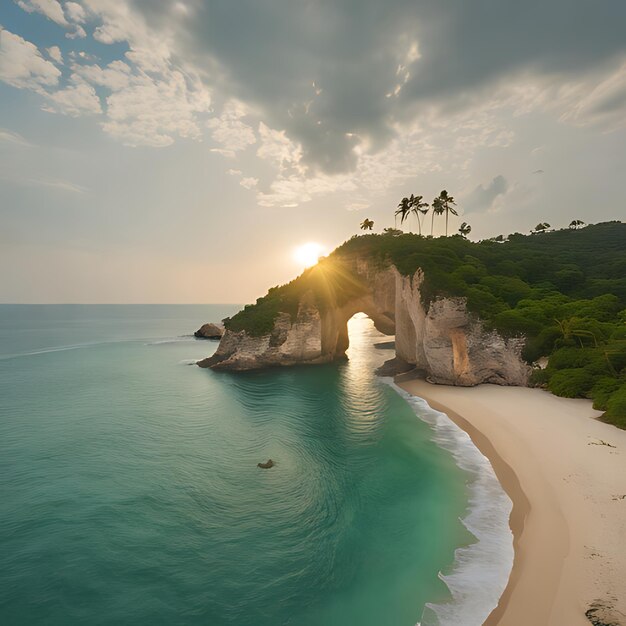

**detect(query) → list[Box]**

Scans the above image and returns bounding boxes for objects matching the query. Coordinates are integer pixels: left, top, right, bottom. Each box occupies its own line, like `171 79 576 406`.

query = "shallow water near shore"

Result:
0 305 508 625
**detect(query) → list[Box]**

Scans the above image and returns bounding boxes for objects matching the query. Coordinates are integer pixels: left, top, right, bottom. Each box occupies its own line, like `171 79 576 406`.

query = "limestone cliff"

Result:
198 259 530 386
394 269 529 385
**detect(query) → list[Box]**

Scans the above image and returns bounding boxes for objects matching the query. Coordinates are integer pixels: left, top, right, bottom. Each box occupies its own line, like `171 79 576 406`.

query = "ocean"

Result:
0 305 512 626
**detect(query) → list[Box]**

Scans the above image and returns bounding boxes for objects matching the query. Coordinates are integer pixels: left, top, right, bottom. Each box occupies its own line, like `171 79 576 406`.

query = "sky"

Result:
1 0 625 304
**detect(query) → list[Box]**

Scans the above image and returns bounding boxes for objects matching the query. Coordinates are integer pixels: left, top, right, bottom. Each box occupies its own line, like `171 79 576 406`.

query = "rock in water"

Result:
375 356 413 376
194 323 224 339
257 459 275 469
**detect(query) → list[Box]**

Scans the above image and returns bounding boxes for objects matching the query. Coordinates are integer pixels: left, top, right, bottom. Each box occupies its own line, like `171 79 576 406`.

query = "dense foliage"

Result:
226 222 626 428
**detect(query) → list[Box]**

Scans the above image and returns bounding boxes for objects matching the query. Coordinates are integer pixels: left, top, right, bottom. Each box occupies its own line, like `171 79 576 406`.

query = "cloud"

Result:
346 202 370 212
65 24 87 39
64 2 87 24
207 100 256 156
73 60 132 91
0 27 61 90
86 0 172 73
256 169 357 208
33 178 86 193
42 76 102 116
161 0 626 172
102 71 211 147
559 61 626 131
0 128 32 146
464 175 509 213
253 100 513 207
15 0 68 26
256 122 303 171
239 177 258 190
5 175 87 193
4 0 626 211
46 45 62 64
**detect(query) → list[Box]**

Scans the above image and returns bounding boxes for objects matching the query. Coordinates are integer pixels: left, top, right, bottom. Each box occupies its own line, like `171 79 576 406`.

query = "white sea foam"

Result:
145 336 196 345
385 381 514 626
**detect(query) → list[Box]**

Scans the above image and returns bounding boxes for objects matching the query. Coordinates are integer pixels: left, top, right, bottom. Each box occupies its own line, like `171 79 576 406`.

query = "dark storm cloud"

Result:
131 0 626 173
464 175 509 213
401 0 626 99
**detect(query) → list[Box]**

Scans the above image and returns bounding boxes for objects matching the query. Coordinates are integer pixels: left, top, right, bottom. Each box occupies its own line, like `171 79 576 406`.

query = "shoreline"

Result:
397 378 626 626
388 382 515 626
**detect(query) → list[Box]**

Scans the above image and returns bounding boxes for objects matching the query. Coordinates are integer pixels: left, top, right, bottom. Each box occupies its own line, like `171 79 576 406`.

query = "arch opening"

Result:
321 294 395 362
345 313 395 363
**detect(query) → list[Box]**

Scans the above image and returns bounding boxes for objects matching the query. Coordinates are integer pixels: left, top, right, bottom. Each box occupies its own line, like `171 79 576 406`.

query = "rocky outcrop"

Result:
199 294 328 370
194 323 224 339
394 270 529 386
198 259 531 386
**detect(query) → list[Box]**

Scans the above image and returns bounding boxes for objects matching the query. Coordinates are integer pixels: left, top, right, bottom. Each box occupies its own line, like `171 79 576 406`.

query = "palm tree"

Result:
569 219 585 229
555 318 599 348
360 218 374 231
458 222 472 238
437 190 458 236
431 196 444 236
409 195 429 236
395 197 411 228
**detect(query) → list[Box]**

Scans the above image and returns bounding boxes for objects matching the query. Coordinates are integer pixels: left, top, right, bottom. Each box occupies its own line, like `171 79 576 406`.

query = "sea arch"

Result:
320 293 396 361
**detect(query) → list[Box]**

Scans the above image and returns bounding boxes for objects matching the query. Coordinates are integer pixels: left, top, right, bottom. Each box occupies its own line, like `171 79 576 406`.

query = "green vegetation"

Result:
226 221 626 427
224 258 368 337
459 222 472 238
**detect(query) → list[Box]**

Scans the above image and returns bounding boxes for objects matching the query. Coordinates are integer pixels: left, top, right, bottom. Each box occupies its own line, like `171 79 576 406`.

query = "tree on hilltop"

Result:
431 196 444 236
459 222 472 238
395 197 411 227
532 222 551 234
438 190 458 236
410 194 429 236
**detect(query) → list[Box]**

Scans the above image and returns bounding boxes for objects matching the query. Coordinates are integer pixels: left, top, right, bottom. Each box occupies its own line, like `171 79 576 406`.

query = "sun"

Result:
293 242 326 268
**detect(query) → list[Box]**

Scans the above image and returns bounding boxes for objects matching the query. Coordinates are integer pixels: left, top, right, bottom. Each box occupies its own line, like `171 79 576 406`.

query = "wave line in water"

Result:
384 381 514 626
0 336 199 361
0 339 135 361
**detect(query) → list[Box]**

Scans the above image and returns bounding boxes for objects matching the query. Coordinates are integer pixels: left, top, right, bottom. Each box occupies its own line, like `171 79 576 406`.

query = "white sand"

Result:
398 380 626 626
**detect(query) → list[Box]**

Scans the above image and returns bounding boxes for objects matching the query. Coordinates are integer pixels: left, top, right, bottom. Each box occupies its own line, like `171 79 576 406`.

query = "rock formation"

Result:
194 323 224 339
393 269 529 386
198 258 531 387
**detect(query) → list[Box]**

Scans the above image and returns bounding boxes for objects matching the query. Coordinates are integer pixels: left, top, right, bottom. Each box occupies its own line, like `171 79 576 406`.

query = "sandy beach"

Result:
397 379 626 626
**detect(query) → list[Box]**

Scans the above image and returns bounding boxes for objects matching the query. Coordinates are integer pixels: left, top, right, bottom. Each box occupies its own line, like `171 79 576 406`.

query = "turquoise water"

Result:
0 305 473 626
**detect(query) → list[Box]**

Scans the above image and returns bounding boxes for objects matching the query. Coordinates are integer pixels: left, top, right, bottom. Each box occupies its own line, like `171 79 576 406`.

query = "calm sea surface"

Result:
0 305 477 626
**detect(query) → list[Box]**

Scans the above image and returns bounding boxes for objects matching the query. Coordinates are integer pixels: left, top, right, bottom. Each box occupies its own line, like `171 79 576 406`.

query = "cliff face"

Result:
199 295 328 370
394 269 529 385
198 260 531 386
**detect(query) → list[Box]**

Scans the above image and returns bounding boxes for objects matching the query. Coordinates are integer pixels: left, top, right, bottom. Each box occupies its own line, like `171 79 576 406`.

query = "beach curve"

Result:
397 378 626 626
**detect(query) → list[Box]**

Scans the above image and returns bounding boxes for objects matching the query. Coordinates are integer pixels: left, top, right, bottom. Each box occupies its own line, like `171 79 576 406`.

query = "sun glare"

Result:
293 242 325 268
